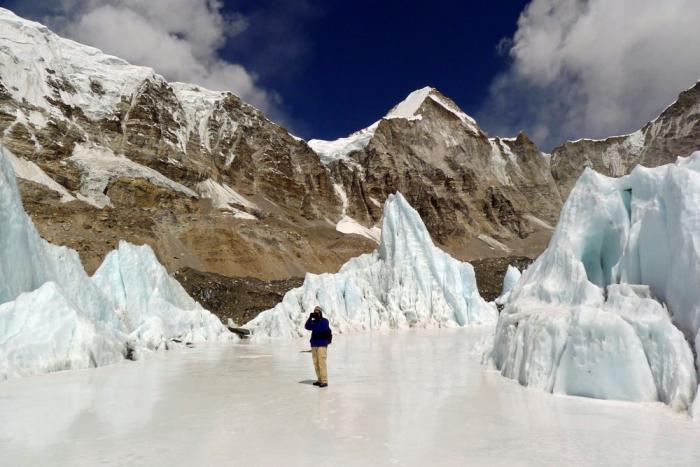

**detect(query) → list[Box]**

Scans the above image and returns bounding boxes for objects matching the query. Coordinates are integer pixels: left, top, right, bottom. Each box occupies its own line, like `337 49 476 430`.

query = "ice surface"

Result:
0 283 126 379
247 193 496 339
1 328 700 467
491 153 700 411
0 145 231 378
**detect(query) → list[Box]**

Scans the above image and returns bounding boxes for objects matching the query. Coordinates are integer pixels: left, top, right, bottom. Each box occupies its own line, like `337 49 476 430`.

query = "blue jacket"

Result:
305 316 332 347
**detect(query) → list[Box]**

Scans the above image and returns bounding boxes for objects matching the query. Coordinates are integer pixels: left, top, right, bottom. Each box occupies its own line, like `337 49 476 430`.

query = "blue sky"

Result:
4 1 700 150
216 0 530 140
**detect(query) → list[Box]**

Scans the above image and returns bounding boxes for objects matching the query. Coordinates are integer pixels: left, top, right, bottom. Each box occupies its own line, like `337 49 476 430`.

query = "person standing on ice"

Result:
305 307 332 388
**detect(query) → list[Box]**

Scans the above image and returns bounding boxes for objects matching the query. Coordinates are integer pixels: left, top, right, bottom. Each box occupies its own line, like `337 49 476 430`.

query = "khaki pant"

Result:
311 346 328 384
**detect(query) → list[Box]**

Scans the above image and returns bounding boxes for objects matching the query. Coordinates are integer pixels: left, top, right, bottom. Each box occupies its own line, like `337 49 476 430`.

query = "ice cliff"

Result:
491 153 700 412
246 193 496 339
0 146 231 379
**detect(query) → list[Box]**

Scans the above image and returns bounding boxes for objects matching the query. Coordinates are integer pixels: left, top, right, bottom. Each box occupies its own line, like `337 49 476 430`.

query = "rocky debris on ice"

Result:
490 154 700 412
246 193 496 339
0 146 231 379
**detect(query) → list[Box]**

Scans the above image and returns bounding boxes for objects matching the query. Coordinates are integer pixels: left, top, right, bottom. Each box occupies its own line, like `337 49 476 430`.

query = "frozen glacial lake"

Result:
1 328 700 466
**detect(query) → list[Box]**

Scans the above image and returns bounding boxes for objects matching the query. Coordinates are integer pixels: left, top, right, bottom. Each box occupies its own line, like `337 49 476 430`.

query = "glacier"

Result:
495 265 521 306
246 192 496 339
0 146 231 379
490 153 700 411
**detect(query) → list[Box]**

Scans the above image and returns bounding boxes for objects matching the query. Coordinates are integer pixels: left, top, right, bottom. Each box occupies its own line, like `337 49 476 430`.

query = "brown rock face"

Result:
551 81 700 197
325 90 562 259
3 10 700 323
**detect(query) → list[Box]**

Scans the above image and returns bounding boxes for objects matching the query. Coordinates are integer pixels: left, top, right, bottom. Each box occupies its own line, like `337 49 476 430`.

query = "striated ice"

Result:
495 265 521 305
491 153 700 411
0 145 231 379
92 241 232 354
246 192 496 339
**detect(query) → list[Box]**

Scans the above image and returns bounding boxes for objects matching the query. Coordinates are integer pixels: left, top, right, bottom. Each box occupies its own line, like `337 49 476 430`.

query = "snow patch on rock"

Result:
70 144 197 208
246 192 496 339
195 178 257 219
6 150 75 202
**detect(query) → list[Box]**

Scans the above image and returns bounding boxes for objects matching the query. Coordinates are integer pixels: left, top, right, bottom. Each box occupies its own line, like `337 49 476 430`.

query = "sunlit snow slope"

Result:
246 193 496 339
491 153 700 412
0 146 231 379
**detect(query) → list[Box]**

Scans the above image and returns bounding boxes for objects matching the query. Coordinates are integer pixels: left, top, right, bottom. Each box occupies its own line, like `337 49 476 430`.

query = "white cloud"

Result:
478 0 700 149
44 0 276 114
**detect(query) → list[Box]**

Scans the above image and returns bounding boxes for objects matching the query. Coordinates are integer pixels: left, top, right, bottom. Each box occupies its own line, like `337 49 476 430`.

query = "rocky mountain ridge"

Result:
1 8 699 322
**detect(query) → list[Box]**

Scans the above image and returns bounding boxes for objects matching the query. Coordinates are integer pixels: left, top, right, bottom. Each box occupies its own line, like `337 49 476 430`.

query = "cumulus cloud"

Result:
478 0 700 150
41 0 278 115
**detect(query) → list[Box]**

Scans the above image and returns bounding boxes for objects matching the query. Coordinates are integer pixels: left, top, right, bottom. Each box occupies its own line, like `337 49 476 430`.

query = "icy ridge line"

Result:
246 192 496 339
0 145 232 380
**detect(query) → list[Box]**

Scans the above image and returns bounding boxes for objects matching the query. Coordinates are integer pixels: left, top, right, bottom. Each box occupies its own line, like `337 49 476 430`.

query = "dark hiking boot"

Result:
318 383 328 388
312 381 322 386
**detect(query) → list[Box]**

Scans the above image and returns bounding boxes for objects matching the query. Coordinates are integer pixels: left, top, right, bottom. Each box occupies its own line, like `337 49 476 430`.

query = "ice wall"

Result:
491 154 700 411
93 242 230 352
495 265 521 305
0 146 231 379
246 193 496 339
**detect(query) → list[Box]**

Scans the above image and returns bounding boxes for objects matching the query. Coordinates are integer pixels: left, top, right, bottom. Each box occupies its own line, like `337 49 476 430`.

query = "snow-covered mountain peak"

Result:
0 7 159 120
385 86 480 130
384 86 436 120
308 87 482 164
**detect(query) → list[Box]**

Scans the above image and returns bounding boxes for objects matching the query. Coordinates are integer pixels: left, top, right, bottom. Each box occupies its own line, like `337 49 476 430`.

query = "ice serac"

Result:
92 241 231 352
0 146 231 379
495 265 521 305
246 193 496 339
491 154 700 411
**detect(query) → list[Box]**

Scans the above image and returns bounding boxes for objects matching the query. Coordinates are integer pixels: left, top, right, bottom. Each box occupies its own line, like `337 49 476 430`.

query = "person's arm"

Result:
304 315 315 331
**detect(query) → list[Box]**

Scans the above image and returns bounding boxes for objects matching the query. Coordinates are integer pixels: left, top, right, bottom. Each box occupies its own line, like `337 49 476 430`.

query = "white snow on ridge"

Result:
491 154 700 412
70 144 197 208
196 178 257 220
0 145 231 380
385 87 432 120
308 122 379 164
0 8 155 120
246 192 496 339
